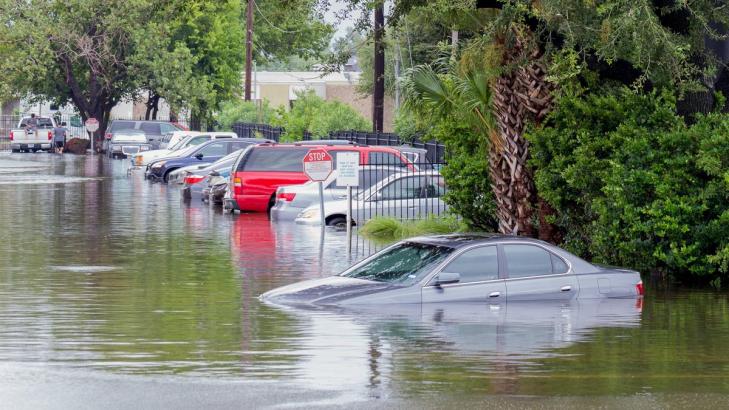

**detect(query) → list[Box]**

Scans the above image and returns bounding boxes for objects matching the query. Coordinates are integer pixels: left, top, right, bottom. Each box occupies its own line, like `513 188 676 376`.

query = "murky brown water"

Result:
1 153 728 409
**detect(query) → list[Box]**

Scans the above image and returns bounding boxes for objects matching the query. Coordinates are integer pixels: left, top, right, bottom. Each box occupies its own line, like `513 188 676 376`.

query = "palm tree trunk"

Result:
490 27 554 237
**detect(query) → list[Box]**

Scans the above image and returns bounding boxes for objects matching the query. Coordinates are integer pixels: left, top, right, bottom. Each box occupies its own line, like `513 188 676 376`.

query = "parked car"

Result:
295 171 447 227
133 132 238 167
225 143 414 213
260 234 645 306
102 130 152 159
202 171 230 205
180 148 249 198
104 120 184 150
9 116 56 153
270 166 402 221
147 138 268 182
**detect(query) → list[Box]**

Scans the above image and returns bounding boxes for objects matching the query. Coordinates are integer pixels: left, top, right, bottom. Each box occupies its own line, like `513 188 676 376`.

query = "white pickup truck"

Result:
9 117 56 153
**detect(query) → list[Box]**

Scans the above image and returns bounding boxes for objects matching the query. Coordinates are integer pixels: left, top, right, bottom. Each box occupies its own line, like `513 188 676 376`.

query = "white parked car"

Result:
295 171 448 227
132 132 238 167
271 166 402 221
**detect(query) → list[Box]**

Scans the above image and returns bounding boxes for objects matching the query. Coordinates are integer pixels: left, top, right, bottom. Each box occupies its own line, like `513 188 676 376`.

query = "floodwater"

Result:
0 153 728 409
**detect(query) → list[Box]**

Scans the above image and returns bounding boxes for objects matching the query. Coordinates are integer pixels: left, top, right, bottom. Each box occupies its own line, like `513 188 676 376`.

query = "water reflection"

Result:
1 154 729 403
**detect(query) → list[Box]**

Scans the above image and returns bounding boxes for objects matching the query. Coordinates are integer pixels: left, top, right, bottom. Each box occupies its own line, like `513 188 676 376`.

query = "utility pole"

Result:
244 0 254 101
372 3 384 133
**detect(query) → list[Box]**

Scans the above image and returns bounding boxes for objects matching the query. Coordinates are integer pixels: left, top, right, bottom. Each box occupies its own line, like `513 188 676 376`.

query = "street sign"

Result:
336 152 360 187
303 148 333 181
85 118 99 132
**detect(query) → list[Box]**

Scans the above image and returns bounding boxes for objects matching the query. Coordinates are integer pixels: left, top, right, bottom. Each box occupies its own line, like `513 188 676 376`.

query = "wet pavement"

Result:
1 153 729 409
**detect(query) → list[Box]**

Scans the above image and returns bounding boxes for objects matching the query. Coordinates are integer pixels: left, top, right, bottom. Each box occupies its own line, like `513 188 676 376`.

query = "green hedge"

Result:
528 88 729 285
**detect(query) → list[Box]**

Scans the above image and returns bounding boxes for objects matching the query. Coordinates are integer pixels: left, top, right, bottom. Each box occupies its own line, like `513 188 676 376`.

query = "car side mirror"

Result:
435 272 460 286
209 171 220 177
194 153 203 160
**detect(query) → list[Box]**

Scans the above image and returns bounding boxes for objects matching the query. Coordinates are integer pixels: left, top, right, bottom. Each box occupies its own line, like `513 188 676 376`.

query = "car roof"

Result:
253 143 403 152
406 233 555 249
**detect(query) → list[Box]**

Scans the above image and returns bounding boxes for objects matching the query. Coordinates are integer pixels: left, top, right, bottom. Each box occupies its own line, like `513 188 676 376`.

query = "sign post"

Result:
303 148 333 226
85 118 99 155
336 152 360 254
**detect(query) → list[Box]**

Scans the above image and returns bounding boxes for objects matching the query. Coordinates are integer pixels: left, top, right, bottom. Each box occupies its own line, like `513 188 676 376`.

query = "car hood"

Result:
260 276 396 307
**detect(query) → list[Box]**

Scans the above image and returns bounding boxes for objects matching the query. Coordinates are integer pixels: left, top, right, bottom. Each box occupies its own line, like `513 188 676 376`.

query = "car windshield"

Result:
340 242 454 285
112 132 146 142
169 136 192 150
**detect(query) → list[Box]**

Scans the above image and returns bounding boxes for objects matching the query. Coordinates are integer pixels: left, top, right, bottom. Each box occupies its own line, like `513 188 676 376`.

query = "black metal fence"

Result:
231 122 285 141
230 122 447 163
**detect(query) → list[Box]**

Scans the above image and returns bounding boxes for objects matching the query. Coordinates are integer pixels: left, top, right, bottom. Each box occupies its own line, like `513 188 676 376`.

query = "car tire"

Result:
326 216 348 228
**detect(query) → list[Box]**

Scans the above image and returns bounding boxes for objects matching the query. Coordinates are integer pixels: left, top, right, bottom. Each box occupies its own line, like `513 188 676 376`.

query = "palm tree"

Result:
403 24 554 237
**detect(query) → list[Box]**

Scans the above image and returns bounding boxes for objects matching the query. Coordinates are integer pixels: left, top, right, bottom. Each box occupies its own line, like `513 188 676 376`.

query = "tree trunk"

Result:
490 27 555 238
372 4 385 133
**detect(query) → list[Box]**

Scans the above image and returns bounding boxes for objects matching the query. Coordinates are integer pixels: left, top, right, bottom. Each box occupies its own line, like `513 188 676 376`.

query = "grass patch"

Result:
360 216 466 241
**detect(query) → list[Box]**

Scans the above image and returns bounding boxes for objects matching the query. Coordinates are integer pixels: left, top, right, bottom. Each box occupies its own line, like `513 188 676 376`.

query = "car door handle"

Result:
489 291 501 298
561 285 572 292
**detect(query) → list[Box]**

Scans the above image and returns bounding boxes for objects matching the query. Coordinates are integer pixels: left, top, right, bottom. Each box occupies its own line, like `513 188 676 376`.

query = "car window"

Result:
112 133 146 142
230 141 254 151
378 176 426 200
240 147 310 172
341 242 454 285
197 142 228 157
504 244 555 278
160 123 178 134
368 152 407 167
110 121 136 132
425 176 447 198
140 122 161 135
552 254 569 273
439 246 499 283
185 136 210 147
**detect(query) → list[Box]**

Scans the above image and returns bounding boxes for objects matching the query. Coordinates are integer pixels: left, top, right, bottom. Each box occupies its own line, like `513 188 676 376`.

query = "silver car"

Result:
295 171 447 227
270 166 401 221
260 234 644 306
104 130 152 159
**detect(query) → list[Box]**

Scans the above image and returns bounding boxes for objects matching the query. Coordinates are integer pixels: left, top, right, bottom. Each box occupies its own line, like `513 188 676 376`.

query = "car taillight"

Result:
48 131 53 140
277 192 296 202
184 175 204 185
233 177 242 188
9 131 13 141
636 281 644 296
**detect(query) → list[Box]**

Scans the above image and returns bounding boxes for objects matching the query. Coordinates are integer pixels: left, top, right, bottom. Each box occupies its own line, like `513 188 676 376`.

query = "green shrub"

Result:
423 113 498 231
360 216 466 241
528 88 729 285
279 91 370 141
214 99 279 131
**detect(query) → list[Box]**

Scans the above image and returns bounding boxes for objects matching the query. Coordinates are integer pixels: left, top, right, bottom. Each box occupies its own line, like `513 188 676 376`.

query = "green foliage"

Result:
360 215 466 241
214 100 279 131
277 91 370 141
528 88 729 284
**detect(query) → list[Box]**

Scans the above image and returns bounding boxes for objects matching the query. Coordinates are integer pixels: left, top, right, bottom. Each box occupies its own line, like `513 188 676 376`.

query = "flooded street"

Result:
1 153 729 409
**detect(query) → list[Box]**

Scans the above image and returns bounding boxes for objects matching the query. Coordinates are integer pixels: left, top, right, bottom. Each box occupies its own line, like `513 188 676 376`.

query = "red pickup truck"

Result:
225 143 413 213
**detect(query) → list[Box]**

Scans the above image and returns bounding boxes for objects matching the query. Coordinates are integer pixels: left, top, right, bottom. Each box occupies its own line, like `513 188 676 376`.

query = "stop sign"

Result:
303 148 333 181
85 118 99 132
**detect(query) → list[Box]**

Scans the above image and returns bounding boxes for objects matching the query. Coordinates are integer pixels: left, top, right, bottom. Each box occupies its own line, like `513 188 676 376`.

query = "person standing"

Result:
53 121 68 154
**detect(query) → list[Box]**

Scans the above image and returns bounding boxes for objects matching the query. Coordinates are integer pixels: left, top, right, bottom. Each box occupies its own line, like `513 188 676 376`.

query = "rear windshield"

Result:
237 147 310 172
110 121 137 132
112 132 146 142
20 117 53 127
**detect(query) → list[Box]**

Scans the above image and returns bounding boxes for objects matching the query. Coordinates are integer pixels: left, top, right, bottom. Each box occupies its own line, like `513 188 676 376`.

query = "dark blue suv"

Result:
147 138 271 182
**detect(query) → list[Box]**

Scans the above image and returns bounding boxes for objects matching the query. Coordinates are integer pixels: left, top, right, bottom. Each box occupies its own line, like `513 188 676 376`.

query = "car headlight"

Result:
298 209 319 220
151 161 166 169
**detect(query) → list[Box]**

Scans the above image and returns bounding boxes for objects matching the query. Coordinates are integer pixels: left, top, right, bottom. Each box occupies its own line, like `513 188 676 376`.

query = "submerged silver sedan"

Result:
261 234 644 306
